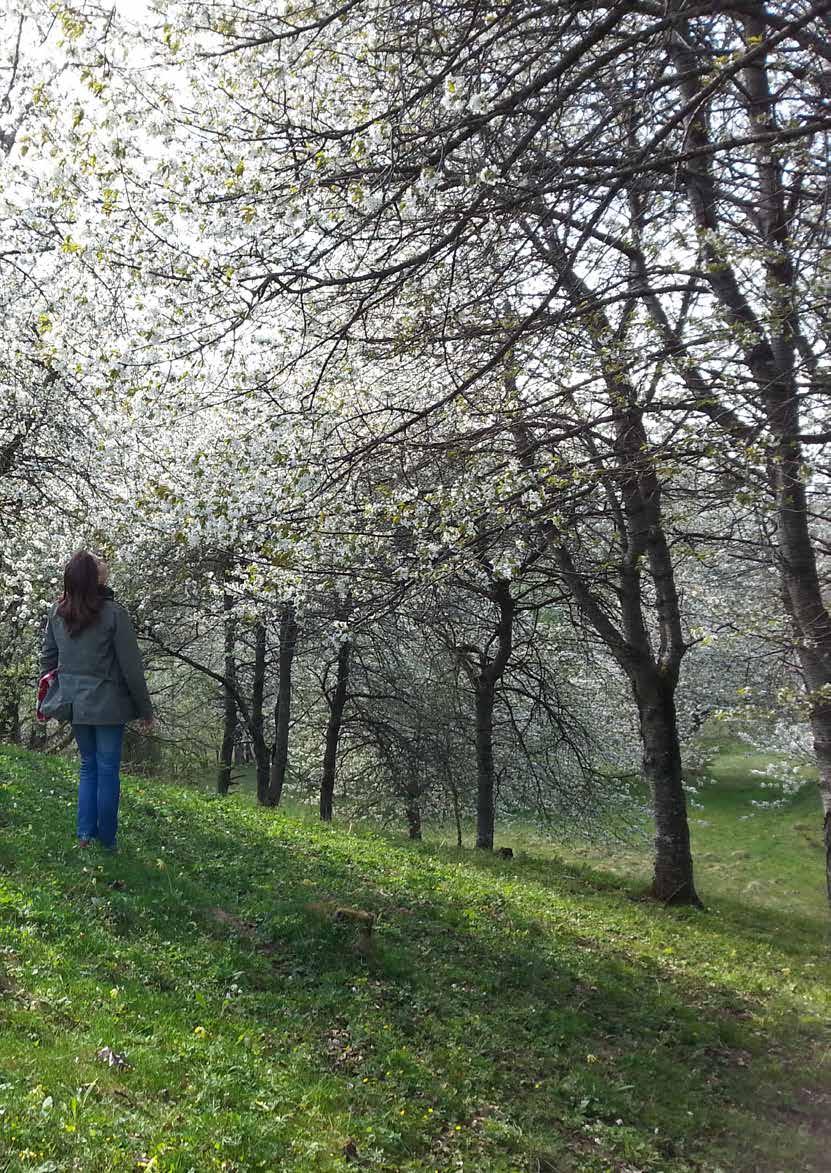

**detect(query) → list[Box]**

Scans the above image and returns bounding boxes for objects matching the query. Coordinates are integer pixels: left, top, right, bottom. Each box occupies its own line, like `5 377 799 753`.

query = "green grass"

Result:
1 746 829 1172
514 773 827 939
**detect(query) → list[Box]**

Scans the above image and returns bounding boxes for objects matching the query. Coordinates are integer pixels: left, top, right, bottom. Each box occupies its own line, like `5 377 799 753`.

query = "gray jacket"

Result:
41 589 153 725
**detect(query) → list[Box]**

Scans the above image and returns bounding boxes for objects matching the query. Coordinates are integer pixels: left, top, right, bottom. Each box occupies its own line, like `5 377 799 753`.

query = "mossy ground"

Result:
1 744 829 1171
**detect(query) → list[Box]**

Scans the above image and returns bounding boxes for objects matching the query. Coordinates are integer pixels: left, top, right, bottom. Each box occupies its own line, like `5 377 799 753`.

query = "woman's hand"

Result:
138 718 155 735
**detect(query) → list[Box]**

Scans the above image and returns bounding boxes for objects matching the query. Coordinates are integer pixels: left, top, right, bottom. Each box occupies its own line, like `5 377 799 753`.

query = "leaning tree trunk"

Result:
784 595 831 903
804 669 831 905
267 602 298 806
217 593 237 795
666 13 831 902
742 12 831 905
320 639 351 821
777 471 831 903
537 242 698 904
634 670 699 906
251 621 270 804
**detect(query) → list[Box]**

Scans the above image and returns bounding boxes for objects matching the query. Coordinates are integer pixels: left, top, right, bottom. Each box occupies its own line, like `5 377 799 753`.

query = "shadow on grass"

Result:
1 746 830 1172
404 828 831 961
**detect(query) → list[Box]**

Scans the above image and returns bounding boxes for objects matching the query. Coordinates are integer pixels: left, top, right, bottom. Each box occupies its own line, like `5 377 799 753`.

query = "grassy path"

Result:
1 745 829 1171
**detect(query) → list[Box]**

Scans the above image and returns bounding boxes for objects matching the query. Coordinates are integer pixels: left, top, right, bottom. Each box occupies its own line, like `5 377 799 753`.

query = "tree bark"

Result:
474 677 497 849
783 590 831 904
472 576 514 850
320 638 351 821
217 592 237 795
251 621 270 804
807 684 831 904
404 783 423 840
634 671 699 905
267 602 298 806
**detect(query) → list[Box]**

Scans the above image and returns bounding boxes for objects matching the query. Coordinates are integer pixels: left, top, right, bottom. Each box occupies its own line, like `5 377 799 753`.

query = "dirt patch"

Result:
208 907 278 956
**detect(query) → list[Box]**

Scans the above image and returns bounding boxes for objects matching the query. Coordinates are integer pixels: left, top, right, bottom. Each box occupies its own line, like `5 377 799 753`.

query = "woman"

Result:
41 551 154 851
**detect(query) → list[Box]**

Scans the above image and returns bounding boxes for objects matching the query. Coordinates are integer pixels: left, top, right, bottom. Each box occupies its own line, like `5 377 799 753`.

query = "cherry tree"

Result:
6 0 826 900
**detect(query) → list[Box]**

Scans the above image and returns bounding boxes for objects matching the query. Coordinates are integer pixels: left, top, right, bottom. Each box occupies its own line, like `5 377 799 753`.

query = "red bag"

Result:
36 670 59 722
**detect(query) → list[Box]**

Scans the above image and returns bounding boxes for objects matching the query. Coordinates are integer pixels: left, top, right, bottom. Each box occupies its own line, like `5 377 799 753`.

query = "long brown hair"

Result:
57 551 104 636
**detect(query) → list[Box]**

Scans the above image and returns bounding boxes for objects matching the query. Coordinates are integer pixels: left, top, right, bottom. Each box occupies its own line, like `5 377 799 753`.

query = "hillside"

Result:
0 746 829 1172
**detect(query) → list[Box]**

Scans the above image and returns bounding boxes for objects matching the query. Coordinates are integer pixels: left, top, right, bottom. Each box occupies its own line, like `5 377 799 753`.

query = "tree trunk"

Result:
791 637 831 904
320 639 350 821
475 678 496 850
666 7 831 901
767 331 831 898
251 621 270 804
267 603 298 806
528 241 698 903
826 796 831 906
405 784 422 840
470 576 514 850
217 593 237 795
635 672 700 906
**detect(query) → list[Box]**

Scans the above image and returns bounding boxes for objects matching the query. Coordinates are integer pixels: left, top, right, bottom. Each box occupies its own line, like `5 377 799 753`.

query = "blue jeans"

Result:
73 725 126 849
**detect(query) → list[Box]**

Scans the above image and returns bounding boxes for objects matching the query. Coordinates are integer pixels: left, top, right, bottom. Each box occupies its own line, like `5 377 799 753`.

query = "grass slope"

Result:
0 746 829 1173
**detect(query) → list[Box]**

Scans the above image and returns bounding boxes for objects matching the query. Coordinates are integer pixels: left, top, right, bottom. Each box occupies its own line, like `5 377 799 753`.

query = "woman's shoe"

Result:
78 838 93 848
